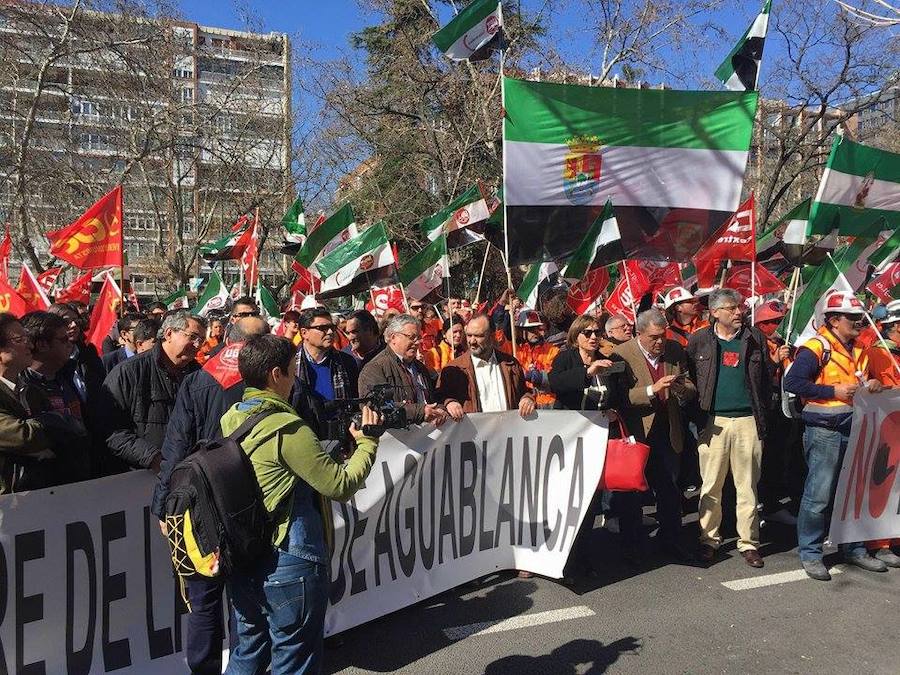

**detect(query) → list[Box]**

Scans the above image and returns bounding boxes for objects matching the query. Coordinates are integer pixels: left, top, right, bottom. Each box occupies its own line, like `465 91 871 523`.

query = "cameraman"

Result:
291 307 360 439
223 335 381 673
359 314 448 427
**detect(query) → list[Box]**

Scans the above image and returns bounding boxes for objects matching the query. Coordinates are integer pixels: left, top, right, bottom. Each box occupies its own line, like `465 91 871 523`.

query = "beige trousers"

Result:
697 415 763 552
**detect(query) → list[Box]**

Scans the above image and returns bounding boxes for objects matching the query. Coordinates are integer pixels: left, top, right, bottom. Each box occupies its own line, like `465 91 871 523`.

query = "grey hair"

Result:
160 309 206 339
605 313 631 333
708 288 743 312
384 313 418 339
635 308 667 334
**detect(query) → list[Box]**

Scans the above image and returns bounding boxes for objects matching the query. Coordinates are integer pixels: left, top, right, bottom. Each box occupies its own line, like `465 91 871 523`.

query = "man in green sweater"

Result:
222 334 380 674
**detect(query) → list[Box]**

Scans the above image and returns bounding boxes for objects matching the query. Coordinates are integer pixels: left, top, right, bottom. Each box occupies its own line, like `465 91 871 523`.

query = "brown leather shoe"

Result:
699 544 717 563
741 549 764 568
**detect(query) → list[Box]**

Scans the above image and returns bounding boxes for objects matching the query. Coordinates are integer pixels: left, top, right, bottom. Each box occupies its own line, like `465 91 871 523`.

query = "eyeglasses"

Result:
580 329 603 338
714 305 742 314
177 330 204 346
609 324 631 332
397 331 421 342
410 305 424 311
306 324 336 333
232 310 260 318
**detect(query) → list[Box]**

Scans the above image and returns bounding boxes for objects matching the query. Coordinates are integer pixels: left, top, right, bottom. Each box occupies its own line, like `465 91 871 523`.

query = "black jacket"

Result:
290 347 359 439
99 343 199 470
686 324 771 440
101 347 131 374
151 368 246 518
548 348 627 412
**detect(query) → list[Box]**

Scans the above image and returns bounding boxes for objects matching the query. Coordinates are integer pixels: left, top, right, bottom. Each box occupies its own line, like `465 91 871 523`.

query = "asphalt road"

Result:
324 510 900 675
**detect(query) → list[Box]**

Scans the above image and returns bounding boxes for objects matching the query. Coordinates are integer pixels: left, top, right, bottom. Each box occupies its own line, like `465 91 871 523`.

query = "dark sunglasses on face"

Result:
306 324 336 333
581 329 603 338
232 310 260 318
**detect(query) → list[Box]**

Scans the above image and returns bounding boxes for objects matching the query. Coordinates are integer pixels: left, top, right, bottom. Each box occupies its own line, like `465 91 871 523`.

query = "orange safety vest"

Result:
800 327 868 415
517 341 560 407
866 341 900 387
424 341 454 373
666 317 709 348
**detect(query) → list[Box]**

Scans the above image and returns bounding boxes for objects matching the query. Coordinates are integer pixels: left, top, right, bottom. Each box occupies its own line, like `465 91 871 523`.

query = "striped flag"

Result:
163 288 189 310
715 0 771 91
315 223 395 296
502 77 757 265
294 204 358 272
399 235 449 301
560 199 623 281
432 0 502 61
517 260 558 309
194 271 229 317
282 195 306 244
421 185 492 246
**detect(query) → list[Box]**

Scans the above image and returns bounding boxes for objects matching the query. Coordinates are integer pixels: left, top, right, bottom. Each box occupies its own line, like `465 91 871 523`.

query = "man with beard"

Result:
343 309 384 368
515 309 559 408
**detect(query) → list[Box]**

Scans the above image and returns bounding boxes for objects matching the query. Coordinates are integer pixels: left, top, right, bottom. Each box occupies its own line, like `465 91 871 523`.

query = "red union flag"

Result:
634 260 682 296
694 194 756 286
55 269 93 305
85 273 122 352
867 263 900 303
240 216 260 288
36 266 62 294
47 186 123 269
605 262 652 322
0 277 29 317
366 285 406 316
566 266 610 315
0 224 11 282
724 263 786 299
16 264 50 312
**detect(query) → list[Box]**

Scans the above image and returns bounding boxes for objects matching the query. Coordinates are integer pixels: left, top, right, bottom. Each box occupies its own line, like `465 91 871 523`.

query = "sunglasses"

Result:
232 310 260 318
580 329 603 338
306 323 336 333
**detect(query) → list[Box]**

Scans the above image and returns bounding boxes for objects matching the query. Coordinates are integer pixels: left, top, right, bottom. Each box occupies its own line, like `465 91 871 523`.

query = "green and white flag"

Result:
715 0 771 91
779 219 889 345
282 195 306 244
294 204 358 271
560 199 624 281
315 223 395 294
809 135 900 236
432 0 502 61
163 288 189 310
399 235 449 301
193 271 229 317
421 185 492 243
199 222 253 261
502 77 758 265
255 284 281 321
517 260 558 308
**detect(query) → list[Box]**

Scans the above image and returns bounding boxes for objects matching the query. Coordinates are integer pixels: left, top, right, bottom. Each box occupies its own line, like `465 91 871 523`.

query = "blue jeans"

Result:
797 425 866 562
225 550 330 675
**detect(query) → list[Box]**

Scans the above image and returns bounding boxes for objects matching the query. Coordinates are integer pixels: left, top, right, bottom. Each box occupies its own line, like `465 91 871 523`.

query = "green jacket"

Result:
0 381 53 495
220 387 377 548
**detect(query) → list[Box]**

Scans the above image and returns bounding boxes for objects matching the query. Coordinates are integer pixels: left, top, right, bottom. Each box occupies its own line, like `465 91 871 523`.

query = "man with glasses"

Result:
207 297 261 359
785 290 886 580
99 310 204 473
615 308 697 563
605 314 634 346
359 314 448 426
686 288 771 568
290 307 360 439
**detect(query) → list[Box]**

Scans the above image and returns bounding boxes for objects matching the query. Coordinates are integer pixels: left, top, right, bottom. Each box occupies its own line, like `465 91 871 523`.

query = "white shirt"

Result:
0 376 15 393
637 341 662 399
471 352 506 413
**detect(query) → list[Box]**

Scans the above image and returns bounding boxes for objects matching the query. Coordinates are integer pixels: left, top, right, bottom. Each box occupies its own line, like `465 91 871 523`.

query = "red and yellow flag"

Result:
56 269 93 305
0 225 11 282
16 263 50 312
85 273 122 352
47 186 123 269
0 277 29 317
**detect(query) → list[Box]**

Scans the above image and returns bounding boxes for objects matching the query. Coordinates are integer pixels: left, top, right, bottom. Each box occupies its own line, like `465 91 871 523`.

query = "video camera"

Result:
323 384 408 443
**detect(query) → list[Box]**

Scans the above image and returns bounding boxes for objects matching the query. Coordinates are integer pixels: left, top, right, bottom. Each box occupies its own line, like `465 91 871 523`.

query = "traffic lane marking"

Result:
721 565 846 591
443 605 596 641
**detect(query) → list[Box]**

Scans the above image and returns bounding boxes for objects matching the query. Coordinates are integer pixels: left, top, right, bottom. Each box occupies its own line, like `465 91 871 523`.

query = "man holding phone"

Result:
614 308 697 563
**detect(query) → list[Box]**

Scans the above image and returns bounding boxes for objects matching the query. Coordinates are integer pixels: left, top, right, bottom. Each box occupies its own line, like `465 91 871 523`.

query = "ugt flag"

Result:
47 185 123 269
502 78 757 265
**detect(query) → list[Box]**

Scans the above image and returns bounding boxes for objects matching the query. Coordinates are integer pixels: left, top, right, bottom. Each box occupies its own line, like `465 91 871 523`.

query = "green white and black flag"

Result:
432 0 502 61
315 223 396 297
294 204 358 273
193 270 229 317
399 235 449 301
163 288 189 310
715 0 771 91
502 77 757 265
421 185 492 247
561 199 624 281
517 261 558 309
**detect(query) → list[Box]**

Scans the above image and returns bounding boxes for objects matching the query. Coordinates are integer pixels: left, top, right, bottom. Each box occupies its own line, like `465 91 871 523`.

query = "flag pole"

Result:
622 262 639 323
750 261 757 324
826 252 900 378
499 16 517 359
784 266 801 343
474 240 491 306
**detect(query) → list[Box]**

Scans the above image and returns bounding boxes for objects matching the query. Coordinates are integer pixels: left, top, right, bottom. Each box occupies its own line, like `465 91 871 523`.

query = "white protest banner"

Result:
828 389 900 545
0 411 607 670
325 411 607 636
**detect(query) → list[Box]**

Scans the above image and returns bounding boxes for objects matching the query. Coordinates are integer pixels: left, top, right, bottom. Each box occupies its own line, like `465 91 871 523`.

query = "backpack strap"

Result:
227 410 278 455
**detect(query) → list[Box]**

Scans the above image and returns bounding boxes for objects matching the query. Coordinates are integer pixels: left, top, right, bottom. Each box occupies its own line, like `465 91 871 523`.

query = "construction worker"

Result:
515 309 560 408
662 286 709 348
784 290 885 581
863 299 900 567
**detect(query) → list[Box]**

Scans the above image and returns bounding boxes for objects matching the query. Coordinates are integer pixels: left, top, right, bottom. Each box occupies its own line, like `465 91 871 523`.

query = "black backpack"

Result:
163 411 275 584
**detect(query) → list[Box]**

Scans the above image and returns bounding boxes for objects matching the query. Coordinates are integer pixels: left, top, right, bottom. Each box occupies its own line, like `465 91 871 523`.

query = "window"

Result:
71 99 99 118
180 87 193 103
79 133 109 152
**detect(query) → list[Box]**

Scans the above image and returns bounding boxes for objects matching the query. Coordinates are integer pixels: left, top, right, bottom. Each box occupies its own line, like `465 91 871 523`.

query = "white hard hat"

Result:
516 308 544 328
821 290 865 316
662 286 696 310
882 299 900 325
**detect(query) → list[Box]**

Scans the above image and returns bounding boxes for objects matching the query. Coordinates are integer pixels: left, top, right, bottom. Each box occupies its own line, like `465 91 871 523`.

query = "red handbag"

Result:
598 416 650 492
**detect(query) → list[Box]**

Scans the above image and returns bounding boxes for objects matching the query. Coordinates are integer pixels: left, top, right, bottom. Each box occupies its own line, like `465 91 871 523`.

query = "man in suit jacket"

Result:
438 314 535 418
358 314 448 426
614 307 697 561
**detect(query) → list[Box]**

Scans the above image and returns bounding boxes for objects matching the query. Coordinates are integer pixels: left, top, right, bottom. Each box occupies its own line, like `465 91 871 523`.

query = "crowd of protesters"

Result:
0 280 898 674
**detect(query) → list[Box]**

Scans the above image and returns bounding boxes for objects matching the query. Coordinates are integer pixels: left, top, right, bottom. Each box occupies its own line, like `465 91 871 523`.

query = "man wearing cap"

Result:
862 299 900 567
754 300 802 526
784 290 886 580
516 309 560 408
663 287 708 349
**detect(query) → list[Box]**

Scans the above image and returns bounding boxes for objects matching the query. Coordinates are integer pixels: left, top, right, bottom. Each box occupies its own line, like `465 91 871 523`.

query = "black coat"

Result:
686 324 771 440
548 348 627 412
101 347 131 374
151 368 246 518
99 343 199 470
290 347 359 439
